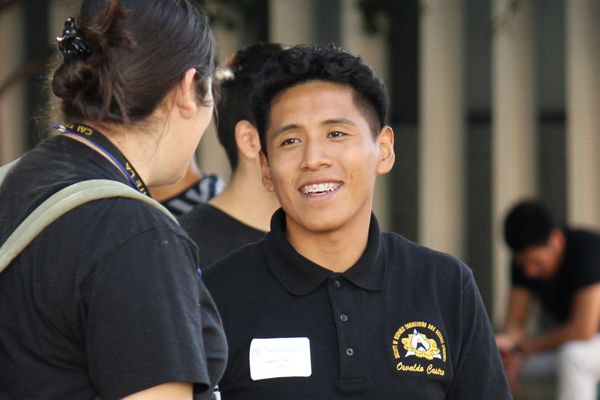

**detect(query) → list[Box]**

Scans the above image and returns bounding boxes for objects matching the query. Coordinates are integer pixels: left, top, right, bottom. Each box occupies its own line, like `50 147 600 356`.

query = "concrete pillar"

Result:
491 0 537 325
419 0 466 259
339 0 391 231
0 3 26 165
566 0 600 228
269 0 314 46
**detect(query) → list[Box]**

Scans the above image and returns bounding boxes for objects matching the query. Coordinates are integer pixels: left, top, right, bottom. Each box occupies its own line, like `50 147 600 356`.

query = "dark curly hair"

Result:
51 0 216 126
250 44 389 156
504 200 556 253
215 43 284 171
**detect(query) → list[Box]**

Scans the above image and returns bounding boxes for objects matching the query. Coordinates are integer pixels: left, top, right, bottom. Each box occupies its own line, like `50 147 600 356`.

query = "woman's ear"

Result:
260 151 275 192
376 126 395 175
175 68 199 119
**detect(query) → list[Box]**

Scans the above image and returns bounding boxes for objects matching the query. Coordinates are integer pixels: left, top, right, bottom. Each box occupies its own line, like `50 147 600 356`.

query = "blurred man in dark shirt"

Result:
496 200 600 400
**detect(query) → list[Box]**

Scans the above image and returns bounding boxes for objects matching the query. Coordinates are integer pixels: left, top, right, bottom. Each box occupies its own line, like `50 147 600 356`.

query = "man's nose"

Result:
301 139 332 170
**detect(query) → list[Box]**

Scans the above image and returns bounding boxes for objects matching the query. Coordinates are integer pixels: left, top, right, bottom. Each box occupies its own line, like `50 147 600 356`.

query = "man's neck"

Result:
209 165 279 232
285 208 372 273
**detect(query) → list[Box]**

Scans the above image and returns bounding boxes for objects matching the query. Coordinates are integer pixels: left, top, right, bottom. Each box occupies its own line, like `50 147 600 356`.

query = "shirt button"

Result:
340 314 348 322
333 280 341 288
346 348 354 356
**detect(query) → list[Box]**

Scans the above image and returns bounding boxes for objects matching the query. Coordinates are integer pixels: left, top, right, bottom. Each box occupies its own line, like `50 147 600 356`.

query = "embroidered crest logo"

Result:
392 321 447 376
402 329 442 360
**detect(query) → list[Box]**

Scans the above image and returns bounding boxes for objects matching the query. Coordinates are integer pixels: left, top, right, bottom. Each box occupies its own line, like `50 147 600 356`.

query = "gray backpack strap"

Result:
0 177 177 275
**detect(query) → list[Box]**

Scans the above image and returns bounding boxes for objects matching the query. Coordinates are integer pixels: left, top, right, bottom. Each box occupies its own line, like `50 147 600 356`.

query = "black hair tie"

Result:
57 17 92 57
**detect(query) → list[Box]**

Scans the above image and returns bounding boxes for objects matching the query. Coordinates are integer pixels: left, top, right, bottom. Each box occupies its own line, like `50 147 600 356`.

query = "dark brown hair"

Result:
51 0 216 125
504 200 556 253
251 44 389 157
215 43 284 171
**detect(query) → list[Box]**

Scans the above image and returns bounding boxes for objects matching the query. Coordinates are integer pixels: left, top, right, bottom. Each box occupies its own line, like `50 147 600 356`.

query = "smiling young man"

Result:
203 45 510 399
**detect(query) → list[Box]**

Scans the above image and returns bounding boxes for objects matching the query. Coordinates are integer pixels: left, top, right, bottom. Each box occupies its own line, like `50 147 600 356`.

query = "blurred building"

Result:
1 0 599 326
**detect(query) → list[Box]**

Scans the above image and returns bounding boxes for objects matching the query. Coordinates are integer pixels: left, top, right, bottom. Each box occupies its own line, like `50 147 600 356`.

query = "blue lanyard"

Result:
54 124 150 196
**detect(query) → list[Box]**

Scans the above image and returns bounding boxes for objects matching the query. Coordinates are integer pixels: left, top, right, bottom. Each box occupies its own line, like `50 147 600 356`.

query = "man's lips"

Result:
300 181 344 195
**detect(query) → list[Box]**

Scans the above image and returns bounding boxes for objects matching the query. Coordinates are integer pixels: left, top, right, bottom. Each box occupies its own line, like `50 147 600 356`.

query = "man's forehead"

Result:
267 82 367 135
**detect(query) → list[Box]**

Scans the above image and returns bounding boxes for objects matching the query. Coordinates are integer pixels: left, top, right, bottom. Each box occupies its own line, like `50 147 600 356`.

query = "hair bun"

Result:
51 0 216 126
51 0 134 123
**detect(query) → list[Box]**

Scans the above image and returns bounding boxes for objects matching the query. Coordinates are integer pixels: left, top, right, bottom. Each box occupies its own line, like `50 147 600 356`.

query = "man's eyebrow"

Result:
272 124 302 140
321 118 356 127
271 118 357 139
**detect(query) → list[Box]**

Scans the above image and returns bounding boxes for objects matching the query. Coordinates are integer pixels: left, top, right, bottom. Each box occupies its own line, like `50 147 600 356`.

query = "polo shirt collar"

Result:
262 208 387 295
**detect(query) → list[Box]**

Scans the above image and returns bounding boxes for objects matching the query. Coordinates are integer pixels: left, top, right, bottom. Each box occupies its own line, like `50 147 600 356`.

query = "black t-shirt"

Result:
0 136 227 400
178 203 266 270
512 228 600 323
204 209 511 399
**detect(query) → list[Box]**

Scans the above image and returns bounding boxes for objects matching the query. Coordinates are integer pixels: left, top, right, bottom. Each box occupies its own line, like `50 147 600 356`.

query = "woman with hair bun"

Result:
0 0 226 399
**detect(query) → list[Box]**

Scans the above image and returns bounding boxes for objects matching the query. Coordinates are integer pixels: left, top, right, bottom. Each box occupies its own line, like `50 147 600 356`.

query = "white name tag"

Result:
249 337 312 381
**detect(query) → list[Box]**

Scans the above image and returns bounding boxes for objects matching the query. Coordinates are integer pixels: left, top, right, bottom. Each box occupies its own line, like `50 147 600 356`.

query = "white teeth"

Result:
300 182 343 194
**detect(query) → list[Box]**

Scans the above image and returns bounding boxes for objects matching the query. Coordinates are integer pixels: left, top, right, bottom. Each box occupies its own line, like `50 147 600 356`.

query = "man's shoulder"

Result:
562 228 600 289
178 202 223 226
564 228 600 266
381 231 475 296
179 203 266 269
383 231 471 272
565 228 600 246
179 204 264 239
203 240 266 283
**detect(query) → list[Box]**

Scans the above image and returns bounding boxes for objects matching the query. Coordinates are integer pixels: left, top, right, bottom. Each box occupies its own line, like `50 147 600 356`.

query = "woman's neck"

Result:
77 121 161 187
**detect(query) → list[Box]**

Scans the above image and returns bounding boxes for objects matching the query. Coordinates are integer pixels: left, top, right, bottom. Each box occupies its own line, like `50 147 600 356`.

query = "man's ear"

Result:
174 68 199 119
235 120 261 161
548 228 565 251
376 126 395 175
259 150 275 192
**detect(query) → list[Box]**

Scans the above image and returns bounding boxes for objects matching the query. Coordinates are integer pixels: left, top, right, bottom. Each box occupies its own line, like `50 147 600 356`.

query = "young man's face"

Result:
260 81 394 237
514 229 564 281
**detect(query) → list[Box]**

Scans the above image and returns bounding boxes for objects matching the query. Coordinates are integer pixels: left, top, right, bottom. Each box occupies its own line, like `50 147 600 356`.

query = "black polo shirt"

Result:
204 209 510 399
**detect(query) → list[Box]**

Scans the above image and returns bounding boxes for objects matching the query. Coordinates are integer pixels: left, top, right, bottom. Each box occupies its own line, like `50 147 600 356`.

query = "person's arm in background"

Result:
122 382 193 400
495 286 533 394
520 282 600 353
496 286 533 348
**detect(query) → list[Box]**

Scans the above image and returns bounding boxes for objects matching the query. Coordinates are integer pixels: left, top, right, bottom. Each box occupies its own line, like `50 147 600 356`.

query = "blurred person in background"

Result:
178 42 282 271
149 156 225 217
496 199 600 400
0 0 226 398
